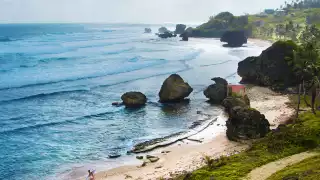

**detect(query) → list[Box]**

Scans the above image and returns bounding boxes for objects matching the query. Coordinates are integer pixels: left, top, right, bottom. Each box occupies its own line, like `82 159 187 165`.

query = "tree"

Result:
294 25 320 114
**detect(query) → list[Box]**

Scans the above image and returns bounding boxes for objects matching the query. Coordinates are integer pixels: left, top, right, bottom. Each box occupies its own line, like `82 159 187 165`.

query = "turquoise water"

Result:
0 24 267 180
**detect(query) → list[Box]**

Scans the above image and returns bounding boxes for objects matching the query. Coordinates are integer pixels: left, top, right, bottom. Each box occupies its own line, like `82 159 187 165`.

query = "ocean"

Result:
0 23 267 180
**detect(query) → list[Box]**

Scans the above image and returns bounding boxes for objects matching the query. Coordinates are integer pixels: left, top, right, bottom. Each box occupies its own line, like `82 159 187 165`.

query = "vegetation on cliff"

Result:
174 97 320 180
189 12 251 38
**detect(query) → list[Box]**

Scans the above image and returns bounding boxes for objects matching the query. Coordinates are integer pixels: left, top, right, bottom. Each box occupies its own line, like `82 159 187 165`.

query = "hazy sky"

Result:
0 0 287 24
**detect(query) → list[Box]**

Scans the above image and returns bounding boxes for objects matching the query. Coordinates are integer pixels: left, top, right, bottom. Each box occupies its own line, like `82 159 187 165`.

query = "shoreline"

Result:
91 85 294 180
61 38 276 180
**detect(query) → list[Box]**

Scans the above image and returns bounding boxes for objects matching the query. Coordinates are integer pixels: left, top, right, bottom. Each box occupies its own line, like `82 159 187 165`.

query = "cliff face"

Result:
238 40 299 89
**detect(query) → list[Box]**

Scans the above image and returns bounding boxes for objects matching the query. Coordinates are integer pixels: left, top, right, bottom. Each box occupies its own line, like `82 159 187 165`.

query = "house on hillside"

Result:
264 9 275 15
256 12 268 17
275 10 286 16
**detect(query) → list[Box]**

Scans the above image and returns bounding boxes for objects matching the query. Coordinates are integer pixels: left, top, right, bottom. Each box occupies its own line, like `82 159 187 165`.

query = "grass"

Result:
267 153 320 180
174 95 320 180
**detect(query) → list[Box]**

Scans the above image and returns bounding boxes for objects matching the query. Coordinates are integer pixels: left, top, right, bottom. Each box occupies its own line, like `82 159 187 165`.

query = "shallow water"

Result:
0 23 268 180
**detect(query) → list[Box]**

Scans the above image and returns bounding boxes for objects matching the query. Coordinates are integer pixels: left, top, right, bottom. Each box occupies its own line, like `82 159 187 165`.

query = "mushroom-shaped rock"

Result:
144 28 152 33
121 92 147 108
220 30 247 47
159 74 193 103
226 106 270 141
175 24 187 34
158 27 169 34
204 77 228 103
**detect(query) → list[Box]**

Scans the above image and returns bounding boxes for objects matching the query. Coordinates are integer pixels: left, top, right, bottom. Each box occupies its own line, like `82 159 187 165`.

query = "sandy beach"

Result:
91 85 294 180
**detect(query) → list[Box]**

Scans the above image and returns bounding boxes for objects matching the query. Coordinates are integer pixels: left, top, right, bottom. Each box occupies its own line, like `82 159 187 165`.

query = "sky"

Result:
0 0 287 24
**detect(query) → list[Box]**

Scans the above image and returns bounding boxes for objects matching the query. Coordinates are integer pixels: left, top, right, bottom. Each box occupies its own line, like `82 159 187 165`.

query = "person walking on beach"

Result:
87 170 95 180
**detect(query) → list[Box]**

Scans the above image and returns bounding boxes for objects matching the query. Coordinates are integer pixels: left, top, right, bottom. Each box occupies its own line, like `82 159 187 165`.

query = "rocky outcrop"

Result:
158 31 174 38
175 24 187 34
158 27 169 34
226 106 270 141
204 77 228 103
180 32 189 41
121 92 147 108
220 30 247 47
238 40 298 89
222 96 249 113
185 27 193 36
144 28 152 33
159 74 193 103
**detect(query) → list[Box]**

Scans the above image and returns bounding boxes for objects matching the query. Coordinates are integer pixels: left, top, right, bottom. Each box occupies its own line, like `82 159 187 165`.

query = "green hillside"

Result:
249 8 320 41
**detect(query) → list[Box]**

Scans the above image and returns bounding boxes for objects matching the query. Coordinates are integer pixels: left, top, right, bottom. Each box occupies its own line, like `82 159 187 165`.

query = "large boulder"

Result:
121 92 147 108
221 96 249 114
238 40 299 89
144 28 152 33
175 24 187 34
158 27 169 34
204 77 228 103
226 106 270 141
220 30 247 47
159 74 193 103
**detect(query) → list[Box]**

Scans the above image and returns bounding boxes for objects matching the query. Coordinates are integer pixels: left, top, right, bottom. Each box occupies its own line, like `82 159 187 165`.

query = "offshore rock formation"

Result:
180 32 189 41
158 31 175 38
144 28 152 33
204 77 228 103
158 27 169 34
121 92 147 108
159 74 193 103
220 30 247 47
175 24 187 34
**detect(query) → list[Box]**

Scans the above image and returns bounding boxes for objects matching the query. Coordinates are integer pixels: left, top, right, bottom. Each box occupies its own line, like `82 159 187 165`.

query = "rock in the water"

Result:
211 77 228 86
220 30 247 47
204 77 228 103
158 31 174 38
238 40 298 89
175 24 187 34
158 27 169 34
159 74 193 103
226 106 270 141
144 28 152 33
180 32 189 41
121 92 147 108
108 154 121 159
112 102 122 106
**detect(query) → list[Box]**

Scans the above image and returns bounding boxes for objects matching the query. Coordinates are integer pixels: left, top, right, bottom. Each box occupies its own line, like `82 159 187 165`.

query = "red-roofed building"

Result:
228 84 246 96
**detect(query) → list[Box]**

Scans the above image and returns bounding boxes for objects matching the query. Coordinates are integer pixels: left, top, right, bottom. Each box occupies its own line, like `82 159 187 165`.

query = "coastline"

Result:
92 85 294 180
60 38 277 180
